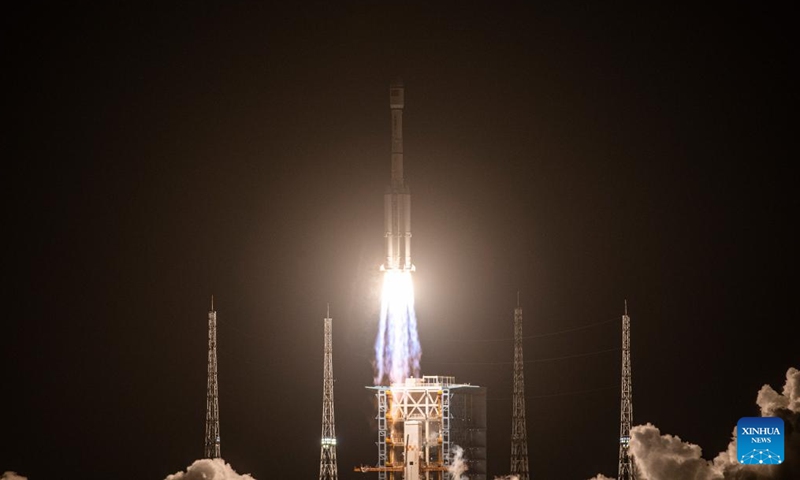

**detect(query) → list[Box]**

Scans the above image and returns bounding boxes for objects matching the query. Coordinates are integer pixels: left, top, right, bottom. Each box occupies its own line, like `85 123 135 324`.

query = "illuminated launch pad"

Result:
356 376 487 480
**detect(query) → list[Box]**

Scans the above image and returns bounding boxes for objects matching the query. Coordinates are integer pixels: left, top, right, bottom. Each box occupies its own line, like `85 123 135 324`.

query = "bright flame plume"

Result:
374 270 421 385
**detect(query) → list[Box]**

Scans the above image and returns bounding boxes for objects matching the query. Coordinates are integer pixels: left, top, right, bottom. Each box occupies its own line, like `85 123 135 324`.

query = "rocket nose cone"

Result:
390 78 405 108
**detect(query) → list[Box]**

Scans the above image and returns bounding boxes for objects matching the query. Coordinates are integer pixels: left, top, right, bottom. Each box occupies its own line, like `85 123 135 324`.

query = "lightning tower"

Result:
618 300 636 480
204 295 221 459
510 294 530 480
320 305 339 480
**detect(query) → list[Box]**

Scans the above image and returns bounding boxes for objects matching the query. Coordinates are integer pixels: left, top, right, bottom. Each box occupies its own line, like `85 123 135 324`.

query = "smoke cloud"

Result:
588 367 799 480
1 473 28 480
450 445 519 480
757 367 800 417
164 458 256 480
629 423 726 479
448 445 468 480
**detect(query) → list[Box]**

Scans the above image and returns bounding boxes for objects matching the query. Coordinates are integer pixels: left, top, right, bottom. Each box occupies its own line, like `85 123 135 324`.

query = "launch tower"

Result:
204 296 221 459
357 376 487 480
509 296 530 480
617 301 636 480
319 305 339 480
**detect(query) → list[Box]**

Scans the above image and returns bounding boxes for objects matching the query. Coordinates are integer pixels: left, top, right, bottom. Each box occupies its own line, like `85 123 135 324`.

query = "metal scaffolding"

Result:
204 296 221 459
618 301 637 480
358 376 486 480
320 306 339 480
510 297 530 480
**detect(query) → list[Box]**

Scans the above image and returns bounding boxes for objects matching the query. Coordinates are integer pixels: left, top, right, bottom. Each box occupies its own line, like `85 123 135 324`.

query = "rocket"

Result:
383 79 414 272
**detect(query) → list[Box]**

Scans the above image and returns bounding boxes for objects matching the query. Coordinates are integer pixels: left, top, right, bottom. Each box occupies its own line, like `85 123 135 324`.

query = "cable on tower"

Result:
440 315 619 342
424 346 619 366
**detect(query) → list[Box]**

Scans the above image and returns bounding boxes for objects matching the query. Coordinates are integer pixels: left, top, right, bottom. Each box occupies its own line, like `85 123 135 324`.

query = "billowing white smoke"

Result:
1 472 28 480
589 367 799 480
629 423 726 479
164 458 256 480
448 445 468 480
450 445 518 480
757 367 800 416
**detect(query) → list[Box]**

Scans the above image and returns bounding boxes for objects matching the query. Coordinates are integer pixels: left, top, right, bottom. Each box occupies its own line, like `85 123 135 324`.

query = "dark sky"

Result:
5 3 797 479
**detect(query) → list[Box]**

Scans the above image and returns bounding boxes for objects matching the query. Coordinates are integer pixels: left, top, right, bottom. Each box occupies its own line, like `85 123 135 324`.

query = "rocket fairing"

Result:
383 79 415 272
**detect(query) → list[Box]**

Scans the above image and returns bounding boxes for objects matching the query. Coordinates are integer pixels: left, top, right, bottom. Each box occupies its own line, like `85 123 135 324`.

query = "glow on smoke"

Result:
374 270 422 385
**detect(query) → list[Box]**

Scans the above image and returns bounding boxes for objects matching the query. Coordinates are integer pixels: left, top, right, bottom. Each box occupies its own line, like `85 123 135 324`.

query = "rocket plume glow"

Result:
374 269 421 385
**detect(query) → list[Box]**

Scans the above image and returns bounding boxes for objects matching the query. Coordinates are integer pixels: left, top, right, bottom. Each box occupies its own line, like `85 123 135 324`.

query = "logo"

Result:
737 417 784 465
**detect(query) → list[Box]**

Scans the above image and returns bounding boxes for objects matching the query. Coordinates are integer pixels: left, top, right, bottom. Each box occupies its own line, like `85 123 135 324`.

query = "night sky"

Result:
5 3 797 479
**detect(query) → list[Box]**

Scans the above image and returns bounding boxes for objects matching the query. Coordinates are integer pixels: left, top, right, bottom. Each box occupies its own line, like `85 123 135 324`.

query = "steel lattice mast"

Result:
204 295 221 459
618 300 636 480
319 305 339 480
510 293 530 480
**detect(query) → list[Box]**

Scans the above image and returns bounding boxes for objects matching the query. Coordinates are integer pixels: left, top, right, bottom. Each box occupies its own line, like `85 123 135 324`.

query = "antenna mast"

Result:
319 305 339 480
204 296 221 459
618 300 636 479
510 295 530 480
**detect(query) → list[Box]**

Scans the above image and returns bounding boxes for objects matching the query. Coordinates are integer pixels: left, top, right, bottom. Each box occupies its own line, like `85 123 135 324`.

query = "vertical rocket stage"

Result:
374 79 420 385
383 79 414 272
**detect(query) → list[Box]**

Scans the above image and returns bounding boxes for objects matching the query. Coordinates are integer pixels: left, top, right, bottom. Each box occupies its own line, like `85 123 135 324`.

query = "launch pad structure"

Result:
356 376 487 480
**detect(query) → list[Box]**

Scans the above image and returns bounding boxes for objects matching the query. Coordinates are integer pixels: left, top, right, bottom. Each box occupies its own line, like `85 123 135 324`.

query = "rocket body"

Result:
383 80 414 272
